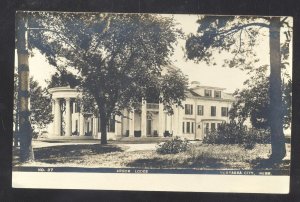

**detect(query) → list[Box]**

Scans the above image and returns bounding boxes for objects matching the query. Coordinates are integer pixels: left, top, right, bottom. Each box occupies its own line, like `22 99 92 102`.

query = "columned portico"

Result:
48 86 82 138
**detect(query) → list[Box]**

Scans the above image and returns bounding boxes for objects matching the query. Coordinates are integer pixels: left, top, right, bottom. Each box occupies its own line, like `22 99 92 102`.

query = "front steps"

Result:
116 136 172 143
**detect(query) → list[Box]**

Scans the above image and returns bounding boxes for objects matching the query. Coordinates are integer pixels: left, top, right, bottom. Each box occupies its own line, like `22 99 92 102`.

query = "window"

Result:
205 89 212 97
221 107 228 117
211 123 216 131
217 123 221 129
183 122 195 134
185 104 193 115
215 90 221 98
191 122 194 133
197 105 204 116
74 103 80 113
98 118 101 132
211 106 216 116
108 118 115 132
75 120 78 132
91 118 93 133
186 122 191 133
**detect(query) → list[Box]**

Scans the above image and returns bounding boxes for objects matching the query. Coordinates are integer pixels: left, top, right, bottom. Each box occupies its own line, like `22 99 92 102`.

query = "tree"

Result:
27 12 187 144
229 65 292 130
14 76 53 140
29 77 53 133
16 13 34 162
185 16 292 162
46 69 81 88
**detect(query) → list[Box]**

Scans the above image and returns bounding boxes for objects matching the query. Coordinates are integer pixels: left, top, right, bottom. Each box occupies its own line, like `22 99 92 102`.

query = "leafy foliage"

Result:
27 12 186 144
229 65 292 129
160 68 189 114
156 136 190 154
14 75 53 133
46 69 81 88
203 122 270 150
29 77 53 132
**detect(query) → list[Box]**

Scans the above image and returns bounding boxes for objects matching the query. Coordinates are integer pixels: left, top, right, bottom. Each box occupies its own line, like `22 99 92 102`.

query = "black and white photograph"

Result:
12 11 292 193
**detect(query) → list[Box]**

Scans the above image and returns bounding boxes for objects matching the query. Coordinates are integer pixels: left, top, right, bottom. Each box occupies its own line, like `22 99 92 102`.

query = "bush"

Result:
163 130 172 137
203 122 271 149
203 122 246 144
32 131 39 139
156 136 190 154
134 131 141 137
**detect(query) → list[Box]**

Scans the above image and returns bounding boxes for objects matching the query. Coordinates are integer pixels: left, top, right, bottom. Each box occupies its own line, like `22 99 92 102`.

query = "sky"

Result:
16 13 293 93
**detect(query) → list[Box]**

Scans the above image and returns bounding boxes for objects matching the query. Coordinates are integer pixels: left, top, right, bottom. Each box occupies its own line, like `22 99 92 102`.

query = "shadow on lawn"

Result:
250 158 290 170
127 157 224 169
33 144 124 164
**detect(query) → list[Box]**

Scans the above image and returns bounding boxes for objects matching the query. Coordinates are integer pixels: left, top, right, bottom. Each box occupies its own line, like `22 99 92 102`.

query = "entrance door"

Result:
196 123 202 140
147 120 152 136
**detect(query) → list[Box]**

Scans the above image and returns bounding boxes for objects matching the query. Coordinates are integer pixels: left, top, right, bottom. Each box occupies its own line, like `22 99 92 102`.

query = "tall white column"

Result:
173 106 178 136
141 99 147 137
178 107 183 136
159 102 165 136
79 107 85 136
51 99 55 136
115 115 122 138
122 109 128 136
129 110 135 137
65 98 71 136
166 113 170 132
92 118 97 137
54 98 61 136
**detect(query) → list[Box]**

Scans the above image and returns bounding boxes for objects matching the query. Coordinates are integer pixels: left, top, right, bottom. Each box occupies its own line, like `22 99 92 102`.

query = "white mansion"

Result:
47 81 234 141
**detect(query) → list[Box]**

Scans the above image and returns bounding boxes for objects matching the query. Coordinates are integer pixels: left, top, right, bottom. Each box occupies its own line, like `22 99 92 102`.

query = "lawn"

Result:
13 142 290 170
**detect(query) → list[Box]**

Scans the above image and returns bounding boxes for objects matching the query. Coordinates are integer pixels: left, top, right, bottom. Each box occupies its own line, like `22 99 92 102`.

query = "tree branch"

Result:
217 22 269 36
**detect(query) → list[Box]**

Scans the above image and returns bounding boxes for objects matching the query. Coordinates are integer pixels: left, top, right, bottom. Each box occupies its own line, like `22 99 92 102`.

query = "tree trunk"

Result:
269 17 286 162
17 14 34 162
14 104 19 147
99 112 108 144
98 103 108 144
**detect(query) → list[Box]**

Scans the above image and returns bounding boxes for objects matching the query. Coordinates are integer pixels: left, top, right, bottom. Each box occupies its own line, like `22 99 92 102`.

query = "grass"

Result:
13 142 290 170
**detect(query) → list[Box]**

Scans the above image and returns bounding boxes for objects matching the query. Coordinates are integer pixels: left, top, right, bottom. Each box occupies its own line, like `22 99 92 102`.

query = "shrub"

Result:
156 136 190 154
203 122 271 150
203 122 246 144
163 130 172 137
32 131 39 139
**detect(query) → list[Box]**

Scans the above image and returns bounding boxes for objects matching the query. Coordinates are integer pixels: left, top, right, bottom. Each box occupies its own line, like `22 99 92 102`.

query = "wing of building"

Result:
47 80 235 141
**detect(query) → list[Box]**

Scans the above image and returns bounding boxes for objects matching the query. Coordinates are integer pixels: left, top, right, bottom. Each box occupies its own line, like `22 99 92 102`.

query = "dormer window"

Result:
215 90 221 98
205 89 212 97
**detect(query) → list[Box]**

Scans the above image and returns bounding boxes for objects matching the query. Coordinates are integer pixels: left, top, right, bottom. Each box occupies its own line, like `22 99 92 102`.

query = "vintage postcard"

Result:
12 11 292 193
